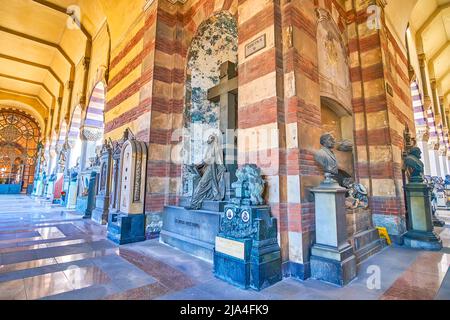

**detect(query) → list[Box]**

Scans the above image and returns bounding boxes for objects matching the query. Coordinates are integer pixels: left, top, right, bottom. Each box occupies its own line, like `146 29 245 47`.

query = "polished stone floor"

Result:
0 195 449 300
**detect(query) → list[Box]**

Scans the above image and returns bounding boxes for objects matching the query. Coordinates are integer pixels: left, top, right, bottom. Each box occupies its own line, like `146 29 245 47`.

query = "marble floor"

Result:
0 195 449 300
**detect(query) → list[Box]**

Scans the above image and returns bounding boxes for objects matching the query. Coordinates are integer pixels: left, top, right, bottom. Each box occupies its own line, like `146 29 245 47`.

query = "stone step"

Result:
350 228 383 264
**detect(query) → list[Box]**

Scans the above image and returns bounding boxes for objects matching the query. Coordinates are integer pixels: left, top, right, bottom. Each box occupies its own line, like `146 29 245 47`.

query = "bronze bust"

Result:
315 133 339 184
404 147 424 183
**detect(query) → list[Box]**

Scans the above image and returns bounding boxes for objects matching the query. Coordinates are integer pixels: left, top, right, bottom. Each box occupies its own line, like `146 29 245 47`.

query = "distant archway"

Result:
0 109 41 191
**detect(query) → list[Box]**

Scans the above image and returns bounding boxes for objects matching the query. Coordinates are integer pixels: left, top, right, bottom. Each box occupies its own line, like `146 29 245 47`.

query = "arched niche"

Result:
0 100 46 138
183 11 238 165
320 97 354 178
316 8 354 179
316 8 352 112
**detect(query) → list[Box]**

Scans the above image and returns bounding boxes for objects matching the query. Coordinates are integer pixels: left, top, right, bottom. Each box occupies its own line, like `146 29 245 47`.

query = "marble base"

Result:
404 230 443 251
66 182 77 210
92 195 110 225
0 184 22 194
310 244 357 286
160 205 221 262
76 196 88 215
107 213 146 245
249 242 282 291
404 183 442 251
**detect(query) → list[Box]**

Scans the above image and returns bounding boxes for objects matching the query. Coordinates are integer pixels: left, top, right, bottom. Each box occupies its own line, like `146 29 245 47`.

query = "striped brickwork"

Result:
144 0 239 213
104 4 157 143
347 0 413 239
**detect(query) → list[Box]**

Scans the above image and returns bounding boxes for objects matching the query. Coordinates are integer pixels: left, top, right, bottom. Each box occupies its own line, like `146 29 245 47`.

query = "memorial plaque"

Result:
245 34 266 58
215 236 245 260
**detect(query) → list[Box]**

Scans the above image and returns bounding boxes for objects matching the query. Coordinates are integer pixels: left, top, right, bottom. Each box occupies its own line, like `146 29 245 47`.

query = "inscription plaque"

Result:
215 236 245 260
245 34 266 58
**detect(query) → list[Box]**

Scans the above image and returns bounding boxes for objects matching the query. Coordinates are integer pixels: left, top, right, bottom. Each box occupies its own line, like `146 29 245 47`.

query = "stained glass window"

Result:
0 109 41 189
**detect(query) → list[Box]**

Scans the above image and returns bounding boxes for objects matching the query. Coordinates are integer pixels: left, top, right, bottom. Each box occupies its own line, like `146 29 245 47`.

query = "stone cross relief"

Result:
207 61 238 189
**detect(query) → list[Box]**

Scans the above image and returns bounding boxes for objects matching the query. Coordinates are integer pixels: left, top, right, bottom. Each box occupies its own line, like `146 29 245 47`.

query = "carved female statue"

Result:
185 134 226 210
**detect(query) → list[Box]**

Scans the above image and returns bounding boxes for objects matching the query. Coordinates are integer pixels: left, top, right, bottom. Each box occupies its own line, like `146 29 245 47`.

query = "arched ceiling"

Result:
410 0 450 101
0 0 108 140
383 0 450 103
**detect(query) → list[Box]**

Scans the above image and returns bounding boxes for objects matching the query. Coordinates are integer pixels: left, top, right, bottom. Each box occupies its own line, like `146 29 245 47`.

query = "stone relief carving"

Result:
231 164 265 206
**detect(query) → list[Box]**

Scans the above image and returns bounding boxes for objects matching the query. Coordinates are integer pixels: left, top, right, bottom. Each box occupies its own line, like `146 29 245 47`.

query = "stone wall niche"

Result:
107 136 148 245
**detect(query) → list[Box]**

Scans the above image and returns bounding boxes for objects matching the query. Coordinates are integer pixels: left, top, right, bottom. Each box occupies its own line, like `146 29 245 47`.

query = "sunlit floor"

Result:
0 195 449 300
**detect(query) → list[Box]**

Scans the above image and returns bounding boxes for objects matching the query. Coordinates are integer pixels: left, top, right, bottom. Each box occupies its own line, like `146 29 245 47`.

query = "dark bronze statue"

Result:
185 134 226 210
404 147 424 183
315 133 339 183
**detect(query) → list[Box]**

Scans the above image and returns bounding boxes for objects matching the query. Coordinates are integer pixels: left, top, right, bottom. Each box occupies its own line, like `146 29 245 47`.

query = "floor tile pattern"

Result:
0 195 448 300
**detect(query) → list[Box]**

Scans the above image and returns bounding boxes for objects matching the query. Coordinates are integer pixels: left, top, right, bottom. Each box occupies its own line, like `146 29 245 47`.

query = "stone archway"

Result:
81 82 106 170
316 8 354 180
0 109 41 192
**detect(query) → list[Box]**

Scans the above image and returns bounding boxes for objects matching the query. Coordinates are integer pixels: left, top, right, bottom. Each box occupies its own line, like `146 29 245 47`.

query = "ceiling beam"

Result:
416 3 450 37
31 0 91 40
0 73 55 104
429 41 450 67
0 26 73 66
0 26 75 131
0 88 54 138
415 3 450 53
0 88 51 112
0 53 63 87
31 0 93 124
437 67 450 84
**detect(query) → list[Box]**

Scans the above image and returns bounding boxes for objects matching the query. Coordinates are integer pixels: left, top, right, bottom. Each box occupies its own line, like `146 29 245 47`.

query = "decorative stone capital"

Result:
416 127 429 142
423 95 432 109
428 139 440 150
430 78 437 90
81 126 102 141
79 94 86 106
83 57 91 70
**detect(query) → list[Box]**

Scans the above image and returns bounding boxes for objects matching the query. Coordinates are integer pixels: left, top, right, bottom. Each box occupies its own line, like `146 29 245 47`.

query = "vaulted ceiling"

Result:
383 0 450 103
0 0 107 135
410 0 450 99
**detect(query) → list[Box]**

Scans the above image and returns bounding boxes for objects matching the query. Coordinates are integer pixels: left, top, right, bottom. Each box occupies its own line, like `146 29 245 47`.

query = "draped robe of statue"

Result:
188 135 226 210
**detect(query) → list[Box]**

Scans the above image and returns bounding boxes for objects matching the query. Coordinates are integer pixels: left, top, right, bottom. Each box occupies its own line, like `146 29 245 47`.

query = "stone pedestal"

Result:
36 180 44 197
66 180 78 209
107 138 148 245
346 208 383 263
52 174 64 203
92 143 113 225
404 183 442 251
46 180 55 199
82 171 98 219
310 183 357 286
213 204 282 291
436 190 447 208
160 205 222 261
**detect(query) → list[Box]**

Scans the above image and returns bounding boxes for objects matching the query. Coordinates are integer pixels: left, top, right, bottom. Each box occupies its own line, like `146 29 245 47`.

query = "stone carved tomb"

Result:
107 135 148 245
